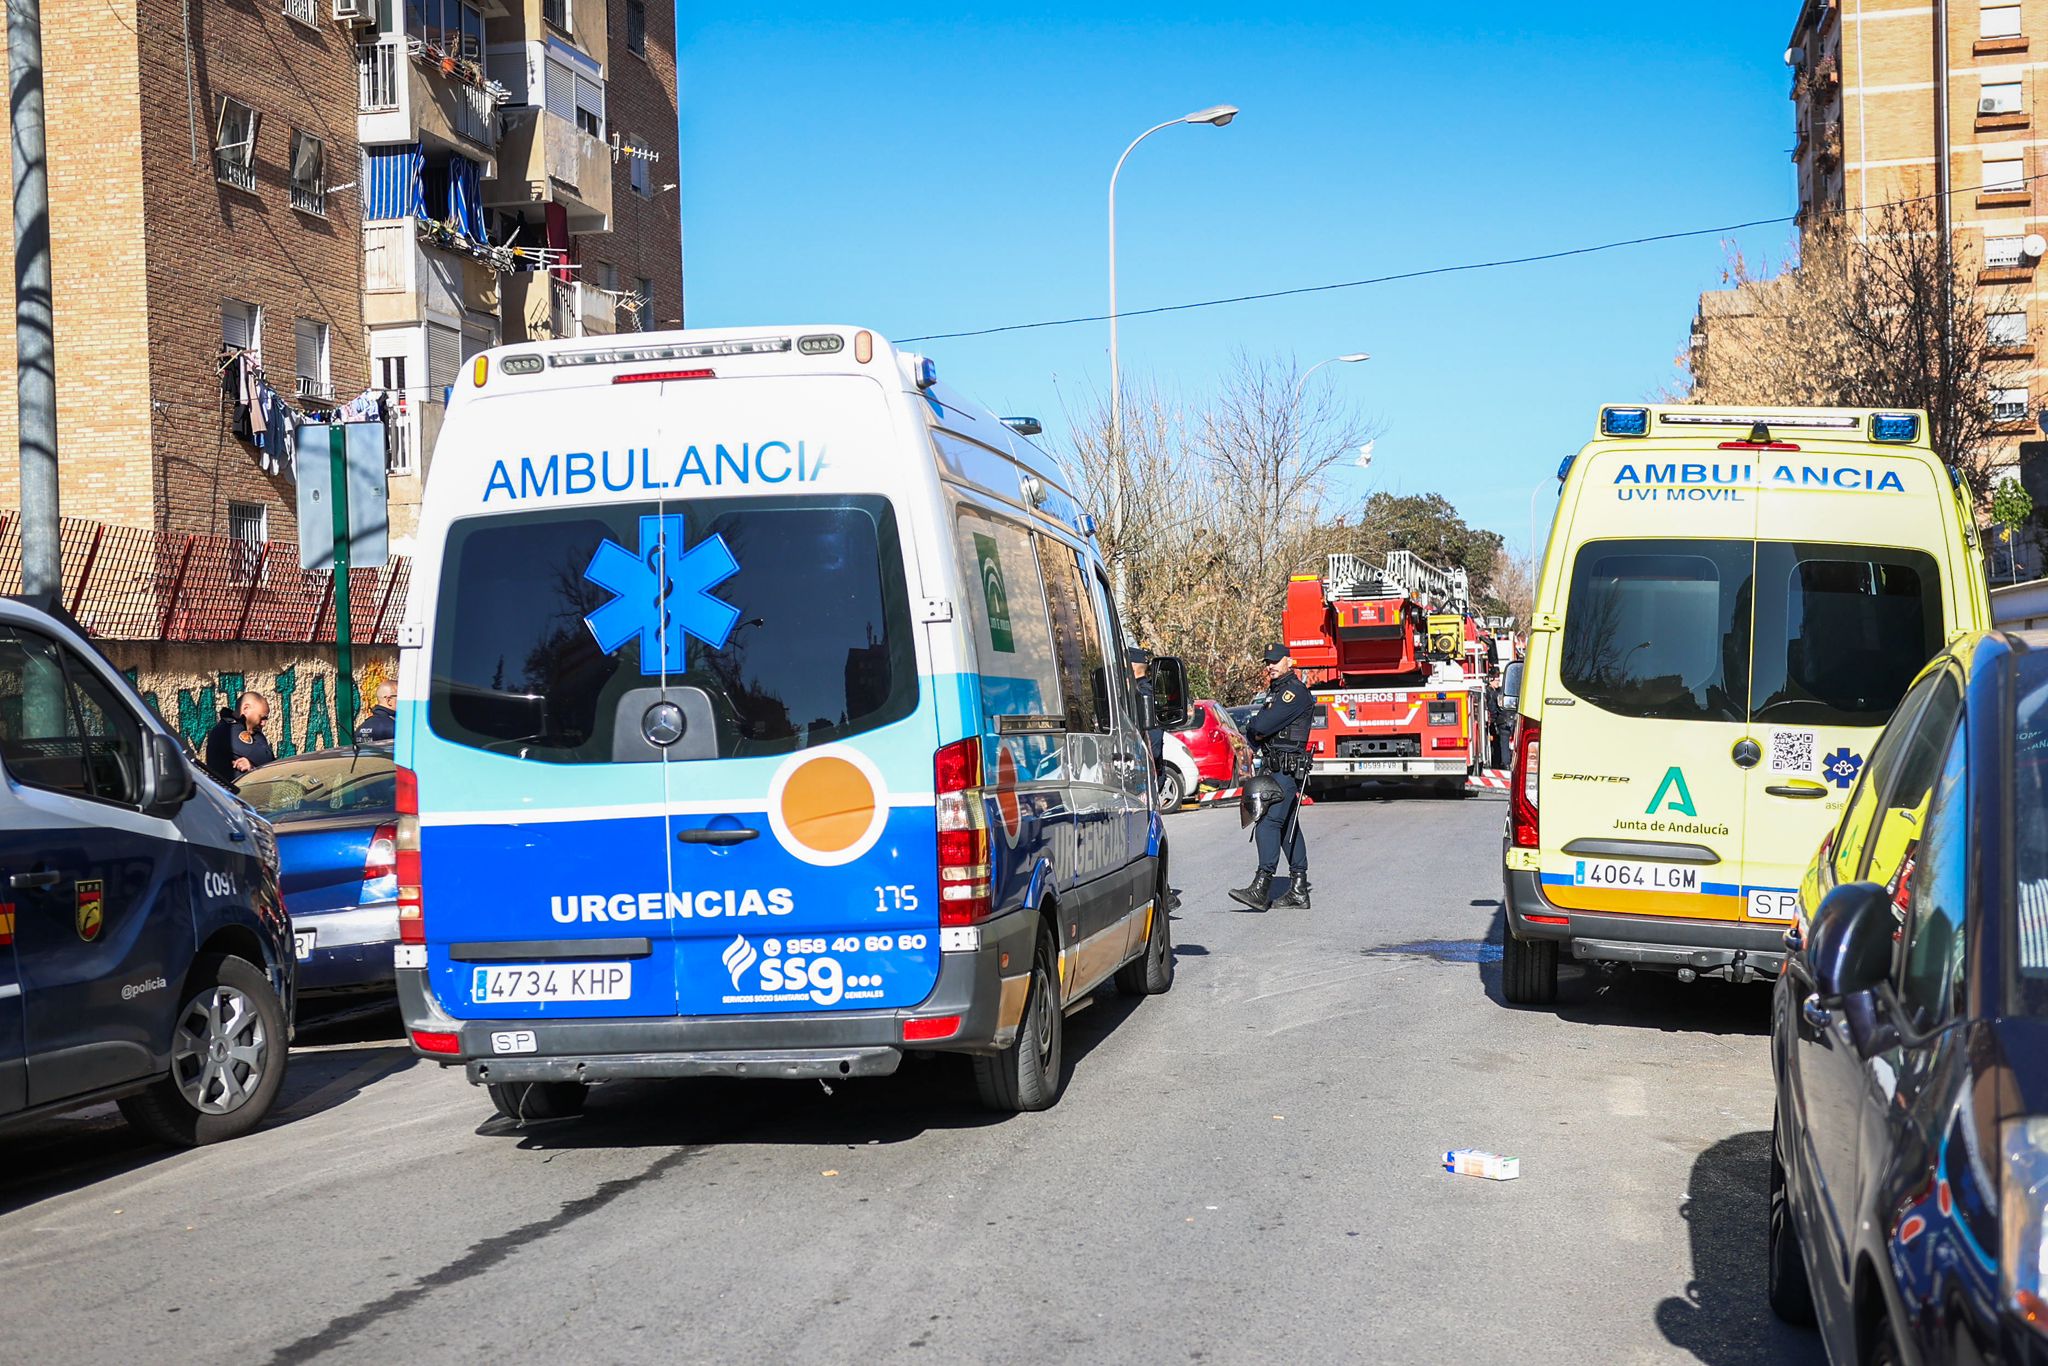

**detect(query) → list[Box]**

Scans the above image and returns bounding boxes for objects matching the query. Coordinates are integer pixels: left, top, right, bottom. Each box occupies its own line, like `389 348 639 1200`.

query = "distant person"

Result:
355 679 398 744
205 692 274 785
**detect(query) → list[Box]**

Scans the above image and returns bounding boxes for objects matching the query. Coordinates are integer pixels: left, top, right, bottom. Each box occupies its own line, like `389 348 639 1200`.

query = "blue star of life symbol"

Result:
581 515 740 674
1821 746 1864 790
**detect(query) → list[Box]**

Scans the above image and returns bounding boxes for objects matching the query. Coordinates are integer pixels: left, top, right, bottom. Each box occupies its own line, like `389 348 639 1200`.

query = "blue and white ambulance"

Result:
394 327 1186 1116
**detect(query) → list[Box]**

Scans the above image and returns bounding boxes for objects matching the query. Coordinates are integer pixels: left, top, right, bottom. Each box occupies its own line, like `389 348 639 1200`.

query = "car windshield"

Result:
236 750 396 823
2011 650 2048 1013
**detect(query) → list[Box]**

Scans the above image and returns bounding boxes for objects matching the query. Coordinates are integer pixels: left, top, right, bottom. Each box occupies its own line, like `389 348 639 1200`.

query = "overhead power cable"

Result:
897 173 2038 344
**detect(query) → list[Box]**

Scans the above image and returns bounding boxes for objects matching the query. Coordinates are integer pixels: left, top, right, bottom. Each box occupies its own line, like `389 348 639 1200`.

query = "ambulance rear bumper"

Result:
1502 868 1787 981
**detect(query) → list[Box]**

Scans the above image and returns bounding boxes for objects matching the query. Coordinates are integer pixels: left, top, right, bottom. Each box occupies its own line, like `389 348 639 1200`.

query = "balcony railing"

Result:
291 181 326 216
215 155 257 192
281 0 316 25
295 375 334 401
358 40 400 113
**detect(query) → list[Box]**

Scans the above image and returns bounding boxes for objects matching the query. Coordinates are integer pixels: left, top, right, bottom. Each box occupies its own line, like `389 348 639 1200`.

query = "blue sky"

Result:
678 4 1801 553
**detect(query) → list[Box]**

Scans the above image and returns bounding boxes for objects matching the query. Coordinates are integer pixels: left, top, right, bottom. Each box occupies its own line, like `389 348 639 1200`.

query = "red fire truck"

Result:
1281 550 1492 796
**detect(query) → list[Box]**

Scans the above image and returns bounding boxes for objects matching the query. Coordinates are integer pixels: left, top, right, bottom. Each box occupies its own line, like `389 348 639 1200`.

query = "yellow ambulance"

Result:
1500 405 1989 1004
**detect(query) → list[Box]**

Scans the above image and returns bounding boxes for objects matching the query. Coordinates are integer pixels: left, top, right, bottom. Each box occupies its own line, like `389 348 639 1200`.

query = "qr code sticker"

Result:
1770 729 1818 775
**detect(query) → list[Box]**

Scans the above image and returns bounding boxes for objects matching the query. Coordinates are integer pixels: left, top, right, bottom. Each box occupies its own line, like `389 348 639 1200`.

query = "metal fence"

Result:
0 513 412 645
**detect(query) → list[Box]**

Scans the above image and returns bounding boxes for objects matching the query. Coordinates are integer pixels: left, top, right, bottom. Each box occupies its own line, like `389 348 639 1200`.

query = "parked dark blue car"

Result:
236 745 398 999
1772 628 2048 1365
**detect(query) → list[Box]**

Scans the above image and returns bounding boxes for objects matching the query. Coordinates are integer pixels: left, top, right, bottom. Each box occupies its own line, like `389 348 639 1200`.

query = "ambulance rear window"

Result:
1560 538 1752 722
429 495 917 763
1749 544 1941 727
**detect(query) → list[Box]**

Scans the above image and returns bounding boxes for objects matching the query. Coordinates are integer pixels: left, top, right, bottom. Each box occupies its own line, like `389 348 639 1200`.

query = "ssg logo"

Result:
583 514 741 674
720 934 758 990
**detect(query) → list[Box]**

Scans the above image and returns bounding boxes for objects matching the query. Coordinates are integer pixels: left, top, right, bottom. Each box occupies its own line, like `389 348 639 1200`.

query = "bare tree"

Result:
1686 200 2021 501
1058 352 1374 700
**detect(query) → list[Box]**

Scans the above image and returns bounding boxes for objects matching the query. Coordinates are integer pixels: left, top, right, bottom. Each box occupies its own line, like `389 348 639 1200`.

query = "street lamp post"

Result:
1105 104 1238 581
1293 352 1371 410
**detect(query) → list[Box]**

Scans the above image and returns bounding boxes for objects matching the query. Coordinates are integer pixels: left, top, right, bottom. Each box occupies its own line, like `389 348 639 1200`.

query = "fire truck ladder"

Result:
1324 550 1469 614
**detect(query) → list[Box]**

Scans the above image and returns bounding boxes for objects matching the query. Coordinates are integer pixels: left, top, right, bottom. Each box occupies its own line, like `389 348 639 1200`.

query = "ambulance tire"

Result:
1501 932 1559 1006
119 954 289 1147
1116 873 1175 996
974 931 1064 1114
488 1080 588 1123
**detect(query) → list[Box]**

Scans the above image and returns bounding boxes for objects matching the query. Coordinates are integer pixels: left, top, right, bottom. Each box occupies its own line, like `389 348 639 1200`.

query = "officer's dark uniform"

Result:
1232 645 1313 910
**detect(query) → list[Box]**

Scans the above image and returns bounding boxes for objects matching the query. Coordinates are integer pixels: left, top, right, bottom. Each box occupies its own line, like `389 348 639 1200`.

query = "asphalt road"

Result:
0 792 1825 1365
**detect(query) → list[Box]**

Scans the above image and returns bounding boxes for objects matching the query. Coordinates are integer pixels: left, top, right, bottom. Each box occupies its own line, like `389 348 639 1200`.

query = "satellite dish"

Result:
2026 234 2048 259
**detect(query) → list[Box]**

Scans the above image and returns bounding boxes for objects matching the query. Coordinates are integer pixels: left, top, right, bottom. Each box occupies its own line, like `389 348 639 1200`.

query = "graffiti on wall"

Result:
123 657 395 757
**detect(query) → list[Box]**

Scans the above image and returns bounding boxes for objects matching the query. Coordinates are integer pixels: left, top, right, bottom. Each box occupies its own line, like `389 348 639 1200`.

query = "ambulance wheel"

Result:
119 954 288 1147
488 1080 588 1123
1501 933 1559 1006
974 933 1064 1113
1116 881 1175 996
1155 766 1186 813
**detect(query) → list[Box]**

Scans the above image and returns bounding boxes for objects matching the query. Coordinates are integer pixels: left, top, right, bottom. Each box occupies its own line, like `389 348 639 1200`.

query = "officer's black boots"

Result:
1273 875 1312 910
1229 870 1274 912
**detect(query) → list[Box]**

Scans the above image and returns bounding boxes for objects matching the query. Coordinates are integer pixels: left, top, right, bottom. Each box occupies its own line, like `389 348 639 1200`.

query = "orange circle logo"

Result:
767 747 889 866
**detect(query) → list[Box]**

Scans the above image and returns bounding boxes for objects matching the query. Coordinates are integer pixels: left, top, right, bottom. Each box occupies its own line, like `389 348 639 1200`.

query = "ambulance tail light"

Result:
395 766 425 945
935 737 991 927
1510 719 1540 849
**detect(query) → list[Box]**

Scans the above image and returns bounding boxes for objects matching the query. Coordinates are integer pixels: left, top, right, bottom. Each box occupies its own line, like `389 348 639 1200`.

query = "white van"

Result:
392 327 1187 1116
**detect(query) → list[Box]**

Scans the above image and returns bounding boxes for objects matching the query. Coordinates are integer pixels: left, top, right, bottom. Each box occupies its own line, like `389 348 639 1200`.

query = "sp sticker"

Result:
75 879 104 942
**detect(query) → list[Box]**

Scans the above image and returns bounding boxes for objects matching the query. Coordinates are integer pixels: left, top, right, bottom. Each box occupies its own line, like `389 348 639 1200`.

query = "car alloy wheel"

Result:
170 983 271 1115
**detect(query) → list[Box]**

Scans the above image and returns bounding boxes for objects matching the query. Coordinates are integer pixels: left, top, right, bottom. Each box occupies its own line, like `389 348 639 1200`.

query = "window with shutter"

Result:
575 73 604 137
222 299 261 356
426 323 461 396
544 57 576 123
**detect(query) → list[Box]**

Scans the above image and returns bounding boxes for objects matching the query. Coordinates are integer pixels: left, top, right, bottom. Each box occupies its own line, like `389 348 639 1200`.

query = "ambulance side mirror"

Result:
1150 656 1190 729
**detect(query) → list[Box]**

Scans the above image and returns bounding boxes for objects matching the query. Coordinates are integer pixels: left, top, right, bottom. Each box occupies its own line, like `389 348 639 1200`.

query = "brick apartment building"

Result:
0 0 367 545
1697 0 2047 494
0 0 683 556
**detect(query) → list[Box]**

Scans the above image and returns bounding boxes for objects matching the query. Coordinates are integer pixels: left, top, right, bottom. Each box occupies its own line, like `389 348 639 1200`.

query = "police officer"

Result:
1230 644 1313 911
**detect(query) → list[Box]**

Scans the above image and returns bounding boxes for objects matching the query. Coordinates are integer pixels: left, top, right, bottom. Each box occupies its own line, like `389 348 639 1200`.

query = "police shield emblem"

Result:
75 880 104 942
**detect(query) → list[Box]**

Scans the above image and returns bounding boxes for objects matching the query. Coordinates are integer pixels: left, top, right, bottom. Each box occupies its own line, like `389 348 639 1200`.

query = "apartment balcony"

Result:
363 221 503 326
499 273 611 343
357 38 500 168
487 107 611 233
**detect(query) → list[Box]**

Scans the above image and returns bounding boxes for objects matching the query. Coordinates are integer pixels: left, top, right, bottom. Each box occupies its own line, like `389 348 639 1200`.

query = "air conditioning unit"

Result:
332 0 373 24
1982 96 2010 115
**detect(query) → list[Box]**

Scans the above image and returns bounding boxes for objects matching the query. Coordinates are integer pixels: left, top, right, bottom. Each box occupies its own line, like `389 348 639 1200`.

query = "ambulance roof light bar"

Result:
549 336 792 367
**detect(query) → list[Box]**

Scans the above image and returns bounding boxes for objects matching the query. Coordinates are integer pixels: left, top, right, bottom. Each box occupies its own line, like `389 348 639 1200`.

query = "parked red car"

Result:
1160 699 1253 809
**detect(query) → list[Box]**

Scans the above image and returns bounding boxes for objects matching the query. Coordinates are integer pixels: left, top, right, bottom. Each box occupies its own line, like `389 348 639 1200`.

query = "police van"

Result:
395 326 1187 1117
1501 406 1989 1004
0 595 292 1145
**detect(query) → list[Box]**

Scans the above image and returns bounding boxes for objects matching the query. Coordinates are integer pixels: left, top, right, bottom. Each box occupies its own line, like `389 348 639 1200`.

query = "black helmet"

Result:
1239 773 1286 829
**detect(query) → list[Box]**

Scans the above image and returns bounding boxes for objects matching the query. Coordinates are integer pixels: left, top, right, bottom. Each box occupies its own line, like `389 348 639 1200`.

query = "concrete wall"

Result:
104 641 398 759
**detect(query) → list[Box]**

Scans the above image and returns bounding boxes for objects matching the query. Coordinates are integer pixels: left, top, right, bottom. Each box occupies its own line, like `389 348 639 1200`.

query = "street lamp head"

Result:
1338 352 1371 363
1183 104 1239 127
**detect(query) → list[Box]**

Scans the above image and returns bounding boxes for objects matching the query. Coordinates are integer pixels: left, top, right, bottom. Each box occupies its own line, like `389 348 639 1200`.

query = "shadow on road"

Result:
0 1021 418 1214
1359 905 1773 1036
477 984 1168 1153
1655 1130 1826 1365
